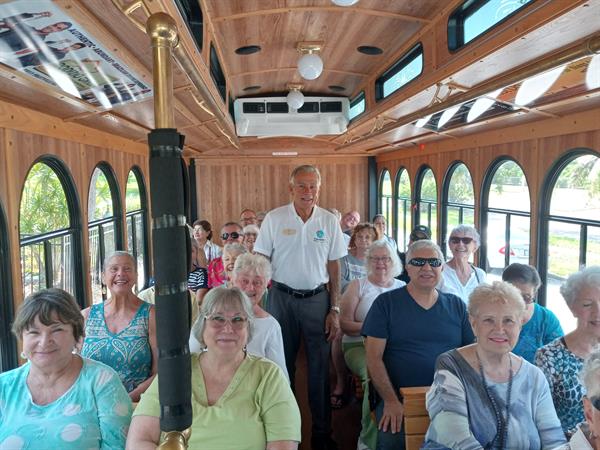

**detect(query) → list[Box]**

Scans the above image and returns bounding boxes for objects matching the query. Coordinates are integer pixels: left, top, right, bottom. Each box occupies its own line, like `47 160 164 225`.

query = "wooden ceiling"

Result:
0 0 597 158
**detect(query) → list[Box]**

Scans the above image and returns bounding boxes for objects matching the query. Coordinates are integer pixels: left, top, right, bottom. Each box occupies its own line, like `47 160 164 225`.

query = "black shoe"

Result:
311 434 338 450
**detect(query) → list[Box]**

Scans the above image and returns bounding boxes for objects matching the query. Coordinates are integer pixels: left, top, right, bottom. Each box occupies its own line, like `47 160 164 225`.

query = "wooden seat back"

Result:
400 386 430 450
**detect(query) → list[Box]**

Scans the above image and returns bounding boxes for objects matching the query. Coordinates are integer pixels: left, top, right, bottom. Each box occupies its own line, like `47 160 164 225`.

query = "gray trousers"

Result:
267 286 332 437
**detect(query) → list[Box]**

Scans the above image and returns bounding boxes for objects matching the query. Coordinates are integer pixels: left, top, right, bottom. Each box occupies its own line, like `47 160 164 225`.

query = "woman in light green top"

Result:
126 287 301 450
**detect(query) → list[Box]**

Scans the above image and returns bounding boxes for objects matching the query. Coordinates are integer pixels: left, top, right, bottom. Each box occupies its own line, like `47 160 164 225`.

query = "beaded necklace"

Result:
476 350 513 450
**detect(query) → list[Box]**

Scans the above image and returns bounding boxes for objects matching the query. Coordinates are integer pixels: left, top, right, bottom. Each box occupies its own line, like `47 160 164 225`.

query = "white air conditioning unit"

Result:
234 97 349 137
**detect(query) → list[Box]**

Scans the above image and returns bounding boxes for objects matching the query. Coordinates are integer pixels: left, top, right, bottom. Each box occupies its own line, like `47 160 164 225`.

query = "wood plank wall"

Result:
375 107 600 264
193 156 369 242
0 100 149 310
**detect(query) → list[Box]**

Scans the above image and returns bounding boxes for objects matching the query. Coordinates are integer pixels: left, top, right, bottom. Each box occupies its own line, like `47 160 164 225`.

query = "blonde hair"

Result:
468 281 526 319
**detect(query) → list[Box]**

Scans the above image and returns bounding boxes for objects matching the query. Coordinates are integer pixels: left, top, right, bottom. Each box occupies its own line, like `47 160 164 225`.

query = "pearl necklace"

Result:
476 351 513 450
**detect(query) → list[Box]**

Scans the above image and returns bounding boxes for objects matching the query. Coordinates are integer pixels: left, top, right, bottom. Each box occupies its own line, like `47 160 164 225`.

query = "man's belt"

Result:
271 281 326 299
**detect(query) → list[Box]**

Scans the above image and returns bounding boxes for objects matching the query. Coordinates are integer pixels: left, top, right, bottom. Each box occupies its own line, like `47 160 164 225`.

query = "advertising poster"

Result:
0 0 152 108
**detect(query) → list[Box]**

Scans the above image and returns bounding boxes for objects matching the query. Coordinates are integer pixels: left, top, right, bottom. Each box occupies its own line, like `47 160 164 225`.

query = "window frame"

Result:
480 157 531 283
378 168 393 237
125 166 150 291
448 0 535 52
0 200 17 372
441 161 476 257
538 148 600 306
19 157 86 307
174 0 203 52
414 165 438 244
210 43 226 102
88 162 123 303
349 90 366 122
375 43 423 102
394 167 412 252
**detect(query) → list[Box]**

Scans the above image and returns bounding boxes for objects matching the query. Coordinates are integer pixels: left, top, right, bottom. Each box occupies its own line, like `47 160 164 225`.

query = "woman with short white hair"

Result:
242 224 260 253
536 266 600 437
439 224 487 303
423 281 566 449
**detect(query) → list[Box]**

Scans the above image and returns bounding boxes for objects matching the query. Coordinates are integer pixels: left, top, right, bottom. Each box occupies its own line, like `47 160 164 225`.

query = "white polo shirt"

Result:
254 203 347 290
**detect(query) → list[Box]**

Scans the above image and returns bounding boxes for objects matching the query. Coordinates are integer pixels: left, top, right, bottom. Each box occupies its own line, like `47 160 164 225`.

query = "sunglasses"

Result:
221 232 242 240
408 257 443 268
205 314 248 330
449 237 474 245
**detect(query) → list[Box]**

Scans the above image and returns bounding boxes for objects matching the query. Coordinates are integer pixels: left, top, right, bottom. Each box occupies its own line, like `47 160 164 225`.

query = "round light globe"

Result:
286 90 304 110
298 53 323 80
331 0 359 5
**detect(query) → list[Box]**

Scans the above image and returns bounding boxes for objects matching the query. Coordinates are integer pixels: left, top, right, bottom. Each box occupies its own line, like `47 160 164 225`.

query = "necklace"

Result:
476 350 513 449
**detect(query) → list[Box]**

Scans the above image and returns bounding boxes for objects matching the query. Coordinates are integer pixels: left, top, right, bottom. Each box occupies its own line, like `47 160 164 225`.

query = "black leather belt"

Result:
272 281 326 299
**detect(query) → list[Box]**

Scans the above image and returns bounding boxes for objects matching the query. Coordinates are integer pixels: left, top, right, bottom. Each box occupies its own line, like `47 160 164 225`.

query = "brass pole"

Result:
146 13 178 129
337 33 600 150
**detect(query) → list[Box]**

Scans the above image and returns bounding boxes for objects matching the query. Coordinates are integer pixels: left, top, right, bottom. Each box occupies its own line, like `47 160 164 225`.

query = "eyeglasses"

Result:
205 314 248 330
221 232 243 240
521 293 536 304
408 258 443 268
591 396 600 411
369 256 391 263
449 237 474 245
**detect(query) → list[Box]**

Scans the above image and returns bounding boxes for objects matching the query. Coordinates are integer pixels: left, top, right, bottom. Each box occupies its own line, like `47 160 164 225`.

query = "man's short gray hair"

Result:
289 165 321 186
560 266 600 308
406 239 444 262
191 287 255 349
365 240 402 278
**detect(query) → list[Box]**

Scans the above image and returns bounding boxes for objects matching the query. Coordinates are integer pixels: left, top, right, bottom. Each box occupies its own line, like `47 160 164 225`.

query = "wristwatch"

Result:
330 306 340 314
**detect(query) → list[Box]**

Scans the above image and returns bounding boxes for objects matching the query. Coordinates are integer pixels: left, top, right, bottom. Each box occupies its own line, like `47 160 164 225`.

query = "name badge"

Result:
282 228 296 236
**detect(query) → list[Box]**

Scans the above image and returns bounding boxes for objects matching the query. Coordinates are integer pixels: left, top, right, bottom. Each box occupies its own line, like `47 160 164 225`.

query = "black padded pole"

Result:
148 128 193 431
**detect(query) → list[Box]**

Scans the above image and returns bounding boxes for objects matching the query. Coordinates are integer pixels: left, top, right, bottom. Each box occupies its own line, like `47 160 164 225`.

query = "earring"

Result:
20 351 28 360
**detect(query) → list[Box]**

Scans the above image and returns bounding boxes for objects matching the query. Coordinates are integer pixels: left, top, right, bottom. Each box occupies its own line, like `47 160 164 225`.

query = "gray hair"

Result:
191 287 255 349
468 281 526 319
289 165 321 187
449 224 481 247
560 266 600 308
223 242 248 257
406 239 444 262
221 222 243 233
233 253 272 282
103 251 136 272
242 224 260 236
502 263 541 290
365 240 402 278
12 288 84 342
580 346 600 398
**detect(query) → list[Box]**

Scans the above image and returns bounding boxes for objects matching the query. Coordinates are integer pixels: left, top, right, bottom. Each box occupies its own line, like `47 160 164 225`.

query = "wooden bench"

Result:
400 386 430 450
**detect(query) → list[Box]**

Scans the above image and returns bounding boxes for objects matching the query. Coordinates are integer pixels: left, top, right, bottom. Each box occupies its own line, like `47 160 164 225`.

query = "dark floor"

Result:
295 342 362 450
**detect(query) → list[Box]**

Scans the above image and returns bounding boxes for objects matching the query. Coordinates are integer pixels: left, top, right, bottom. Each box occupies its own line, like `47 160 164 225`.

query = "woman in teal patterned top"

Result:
82 251 157 402
0 288 132 450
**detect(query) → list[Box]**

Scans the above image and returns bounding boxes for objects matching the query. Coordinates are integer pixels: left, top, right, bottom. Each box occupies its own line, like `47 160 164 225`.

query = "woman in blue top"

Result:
0 288 132 449
82 251 158 402
502 263 563 363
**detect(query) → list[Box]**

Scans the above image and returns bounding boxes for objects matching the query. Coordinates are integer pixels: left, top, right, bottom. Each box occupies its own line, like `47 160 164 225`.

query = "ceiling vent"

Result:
234 97 349 137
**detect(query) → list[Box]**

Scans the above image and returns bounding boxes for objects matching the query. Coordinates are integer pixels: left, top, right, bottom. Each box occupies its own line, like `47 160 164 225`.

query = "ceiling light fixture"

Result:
297 42 324 80
331 0 359 5
286 83 304 110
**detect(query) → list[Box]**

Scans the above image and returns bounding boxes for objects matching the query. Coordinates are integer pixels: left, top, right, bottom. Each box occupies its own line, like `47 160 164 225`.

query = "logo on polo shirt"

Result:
314 229 326 242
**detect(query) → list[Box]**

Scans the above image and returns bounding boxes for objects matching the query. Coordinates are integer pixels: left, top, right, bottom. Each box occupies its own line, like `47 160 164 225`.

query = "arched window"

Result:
395 168 412 251
442 163 475 255
126 168 149 290
541 151 600 333
88 164 122 303
416 167 437 242
379 169 393 236
0 201 17 372
481 159 530 282
19 160 84 304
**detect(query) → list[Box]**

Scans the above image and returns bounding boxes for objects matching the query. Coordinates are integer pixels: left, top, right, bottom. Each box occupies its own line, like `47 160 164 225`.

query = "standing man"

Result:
240 208 258 227
254 165 347 450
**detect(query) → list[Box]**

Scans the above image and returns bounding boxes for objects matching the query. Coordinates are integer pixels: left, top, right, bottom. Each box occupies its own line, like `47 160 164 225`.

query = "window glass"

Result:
20 162 76 297
444 163 475 255
88 166 119 303
380 170 393 236
395 169 412 251
174 0 203 51
0 202 17 372
418 168 437 242
485 160 530 282
210 43 226 102
546 154 600 333
349 91 365 121
376 44 423 100
125 169 147 290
